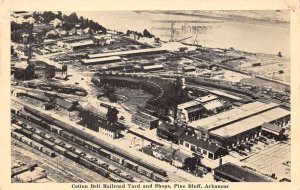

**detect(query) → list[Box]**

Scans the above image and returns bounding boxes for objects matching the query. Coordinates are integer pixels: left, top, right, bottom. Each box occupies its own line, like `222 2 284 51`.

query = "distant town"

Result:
10 11 291 183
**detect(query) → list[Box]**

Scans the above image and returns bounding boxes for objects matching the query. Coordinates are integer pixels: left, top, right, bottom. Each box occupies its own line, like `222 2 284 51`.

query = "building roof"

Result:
261 122 284 134
14 62 29 70
153 146 175 157
214 162 273 182
167 150 190 163
209 89 242 101
189 102 278 132
210 107 290 138
100 123 121 132
55 98 77 111
195 95 218 103
68 40 94 48
133 111 159 122
143 64 164 70
88 47 167 59
81 56 122 65
178 100 202 110
180 133 224 154
201 99 223 111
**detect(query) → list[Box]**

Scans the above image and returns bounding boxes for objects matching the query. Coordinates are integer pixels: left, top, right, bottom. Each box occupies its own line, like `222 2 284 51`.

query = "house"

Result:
25 17 35 24
132 111 159 130
178 133 227 160
68 28 76 36
105 38 116 45
157 122 186 143
152 146 175 161
83 27 92 34
50 18 62 27
14 45 32 58
54 98 78 112
46 30 58 38
152 146 190 168
213 162 273 182
14 62 35 80
76 29 83 35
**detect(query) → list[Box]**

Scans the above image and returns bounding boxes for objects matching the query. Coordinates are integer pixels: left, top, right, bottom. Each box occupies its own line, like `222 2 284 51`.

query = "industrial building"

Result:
132 111 159 130
88 47 168 59
14 62 35 80
177 94 224 123
178 133 227 160
99 123 122 139
143 64 164 72
64 40 95 51
81 56 122 65
213 162 273 182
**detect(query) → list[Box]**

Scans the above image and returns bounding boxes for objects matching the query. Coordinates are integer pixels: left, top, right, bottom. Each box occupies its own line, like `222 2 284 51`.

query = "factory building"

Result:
188 102 280 140
209 106 290 149
178 133 227 160
14 62 35 80
88 47 168 59
132 111 159 130
213 162 273 182
142 64 164 72
177 94 224 123
99 123 121 139
65 40 95 51
81 56 122 65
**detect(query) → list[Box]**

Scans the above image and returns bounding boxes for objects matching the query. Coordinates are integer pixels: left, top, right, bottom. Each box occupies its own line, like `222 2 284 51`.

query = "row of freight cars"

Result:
24 82 87 97
12 121 129 182
11 129 56 157
21 106 169 182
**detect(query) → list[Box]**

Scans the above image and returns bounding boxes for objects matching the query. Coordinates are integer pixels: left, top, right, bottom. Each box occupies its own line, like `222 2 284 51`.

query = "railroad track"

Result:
12 113 154 182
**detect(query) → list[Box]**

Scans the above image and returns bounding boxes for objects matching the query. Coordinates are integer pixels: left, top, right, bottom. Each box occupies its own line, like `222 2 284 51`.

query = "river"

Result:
76 11 290 56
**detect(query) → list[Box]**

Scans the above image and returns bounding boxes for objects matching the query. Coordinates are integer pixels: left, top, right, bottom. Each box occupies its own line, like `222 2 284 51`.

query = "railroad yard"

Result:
10 11 291 183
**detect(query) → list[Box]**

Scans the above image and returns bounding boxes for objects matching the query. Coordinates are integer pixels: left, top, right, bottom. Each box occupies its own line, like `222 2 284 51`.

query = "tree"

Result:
106 107 119 124
57 11 62 20
67 12 79 23
143 29 151 38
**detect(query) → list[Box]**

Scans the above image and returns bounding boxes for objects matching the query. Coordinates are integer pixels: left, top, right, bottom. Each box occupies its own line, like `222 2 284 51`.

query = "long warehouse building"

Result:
187 101 290 149
88 47 168 59
81 56 122 65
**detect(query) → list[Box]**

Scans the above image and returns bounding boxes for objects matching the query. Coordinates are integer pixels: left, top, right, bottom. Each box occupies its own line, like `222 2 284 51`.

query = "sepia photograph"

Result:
8 10 292 184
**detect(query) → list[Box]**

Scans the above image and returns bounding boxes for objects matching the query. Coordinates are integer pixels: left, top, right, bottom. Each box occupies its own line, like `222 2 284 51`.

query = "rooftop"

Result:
180 133 225 154
143 64 164 70
68 40 95 47
133 111 159 121
189 102 278 131
81 56 122 64
88 47 167 59
214 162 273 182
195 95 218 103
261 122 285 134
210 107 290 138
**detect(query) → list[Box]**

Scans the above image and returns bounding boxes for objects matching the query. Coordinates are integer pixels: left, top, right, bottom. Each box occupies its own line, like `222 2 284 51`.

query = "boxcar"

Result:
137 166 153 178
98 149 111 159
72 136 85 146
84 141 99 152
60 131 73 141
53 145 67 155
42 147 56 157
123 159 139 171
110 153 124 165
42 139 55 149
50 125 62 134
65 151 80 161
32 134 43 143
19 128 33 138
152 173 169 182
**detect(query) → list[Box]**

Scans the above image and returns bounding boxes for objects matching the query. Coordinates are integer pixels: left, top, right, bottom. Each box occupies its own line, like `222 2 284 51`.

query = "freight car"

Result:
65 151 80 161
77 157 110 178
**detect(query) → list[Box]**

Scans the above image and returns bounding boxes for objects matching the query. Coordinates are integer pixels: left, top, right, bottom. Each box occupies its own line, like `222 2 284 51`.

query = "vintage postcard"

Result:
1 0 300 190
